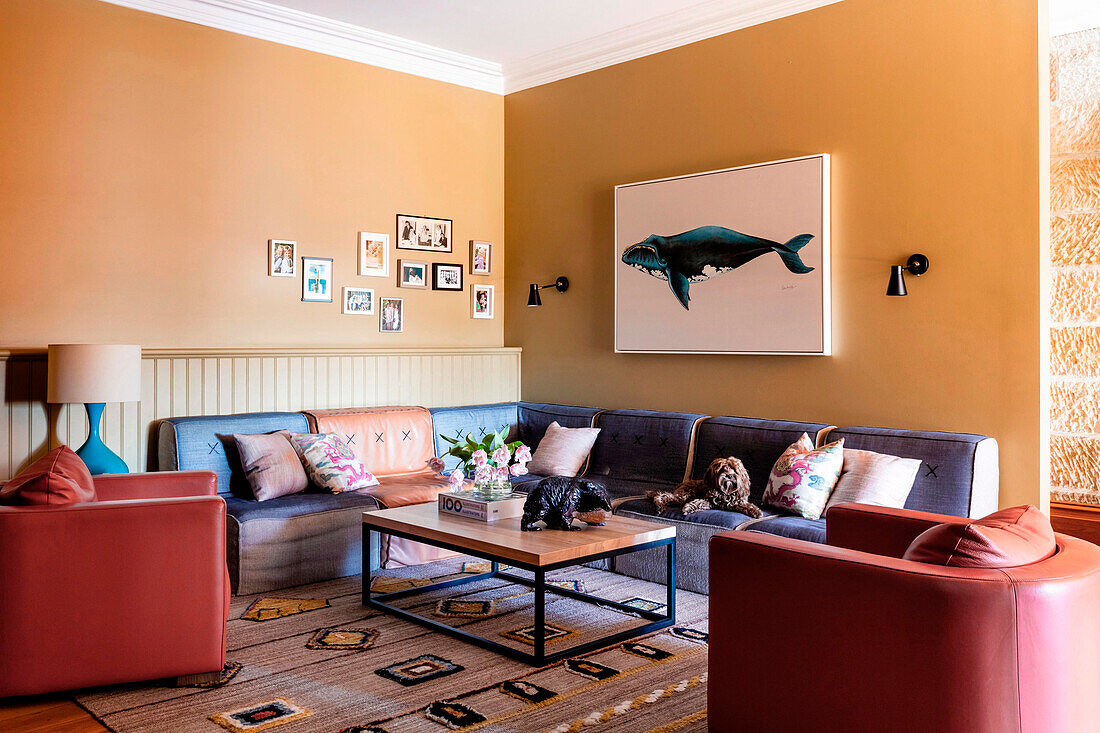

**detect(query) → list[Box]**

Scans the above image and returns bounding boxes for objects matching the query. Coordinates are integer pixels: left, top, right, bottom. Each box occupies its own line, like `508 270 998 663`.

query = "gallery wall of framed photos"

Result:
266 222 498 338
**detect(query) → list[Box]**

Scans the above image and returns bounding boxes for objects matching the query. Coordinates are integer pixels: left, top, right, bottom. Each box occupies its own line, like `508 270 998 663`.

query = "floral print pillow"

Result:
289 433 379 494
762 433 844 519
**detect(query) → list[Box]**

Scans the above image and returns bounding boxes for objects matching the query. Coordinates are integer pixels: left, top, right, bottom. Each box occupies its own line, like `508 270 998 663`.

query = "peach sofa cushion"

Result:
0 446 96 506
303 406 434 478
904 505 1056 568
823 448 921 515
234 432 309 501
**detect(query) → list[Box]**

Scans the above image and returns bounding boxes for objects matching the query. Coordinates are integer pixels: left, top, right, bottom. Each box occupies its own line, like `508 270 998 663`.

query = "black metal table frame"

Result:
362 523 676 665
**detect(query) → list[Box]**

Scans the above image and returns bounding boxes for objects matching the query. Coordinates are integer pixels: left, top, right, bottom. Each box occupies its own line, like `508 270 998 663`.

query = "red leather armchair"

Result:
0 471 229 697
709 504 1100 733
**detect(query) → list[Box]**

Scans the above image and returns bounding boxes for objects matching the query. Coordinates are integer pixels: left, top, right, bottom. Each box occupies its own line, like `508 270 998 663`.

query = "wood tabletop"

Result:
363 503 675 567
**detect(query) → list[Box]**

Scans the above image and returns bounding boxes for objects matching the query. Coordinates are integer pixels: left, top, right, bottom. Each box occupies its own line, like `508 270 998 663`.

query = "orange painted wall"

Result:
504 0 1047 507
0 0 504 349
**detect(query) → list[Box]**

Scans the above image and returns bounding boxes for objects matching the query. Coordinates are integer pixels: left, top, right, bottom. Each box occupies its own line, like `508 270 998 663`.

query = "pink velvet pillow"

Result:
903 505 1056 568
0 446 96 506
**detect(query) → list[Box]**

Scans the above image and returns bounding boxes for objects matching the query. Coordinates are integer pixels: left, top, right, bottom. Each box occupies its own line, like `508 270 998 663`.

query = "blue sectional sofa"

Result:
158 401 998 595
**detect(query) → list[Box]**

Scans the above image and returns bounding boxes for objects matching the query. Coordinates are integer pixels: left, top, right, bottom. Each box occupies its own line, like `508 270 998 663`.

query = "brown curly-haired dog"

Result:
648 457 763 517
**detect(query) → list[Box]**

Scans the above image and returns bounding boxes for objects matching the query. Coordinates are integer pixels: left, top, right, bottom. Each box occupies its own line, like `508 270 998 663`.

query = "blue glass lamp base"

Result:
75 402 129 475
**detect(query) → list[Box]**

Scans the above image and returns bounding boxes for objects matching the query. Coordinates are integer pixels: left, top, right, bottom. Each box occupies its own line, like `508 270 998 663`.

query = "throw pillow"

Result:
0 446 96 506
903 505 1056 568
762 433 844 520
823 448 921 515
527 421 601 477
289 433 379 493
234 432 309 501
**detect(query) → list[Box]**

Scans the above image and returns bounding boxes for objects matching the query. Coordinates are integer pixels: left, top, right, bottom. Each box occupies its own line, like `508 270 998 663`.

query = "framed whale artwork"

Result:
614 154 830 355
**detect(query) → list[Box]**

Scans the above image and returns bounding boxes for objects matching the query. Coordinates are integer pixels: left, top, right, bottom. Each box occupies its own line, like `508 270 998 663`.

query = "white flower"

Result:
510 463 528 477
471 449 488 467
474 466 491 483
492 446 511 466
514 445 532 463
449 469 465 488
492 467 509 483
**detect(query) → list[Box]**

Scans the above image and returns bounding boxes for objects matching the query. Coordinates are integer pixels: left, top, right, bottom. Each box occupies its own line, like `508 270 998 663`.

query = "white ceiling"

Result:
261 0 734 67
103 0 841 93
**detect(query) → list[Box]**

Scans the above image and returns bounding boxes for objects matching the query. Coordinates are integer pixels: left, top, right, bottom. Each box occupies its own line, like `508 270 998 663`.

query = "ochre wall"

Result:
0 0 504 349
504 0 1046 507
1050 28 1100 505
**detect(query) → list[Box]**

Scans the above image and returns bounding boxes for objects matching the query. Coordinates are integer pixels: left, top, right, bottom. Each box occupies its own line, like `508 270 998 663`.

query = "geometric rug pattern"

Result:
74 557 708 732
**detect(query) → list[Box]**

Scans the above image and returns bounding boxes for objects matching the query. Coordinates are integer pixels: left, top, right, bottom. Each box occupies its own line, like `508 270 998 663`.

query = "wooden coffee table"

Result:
362 503 676 664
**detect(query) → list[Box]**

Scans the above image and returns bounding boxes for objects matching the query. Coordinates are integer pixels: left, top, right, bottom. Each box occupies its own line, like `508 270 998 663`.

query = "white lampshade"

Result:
47 344 142 404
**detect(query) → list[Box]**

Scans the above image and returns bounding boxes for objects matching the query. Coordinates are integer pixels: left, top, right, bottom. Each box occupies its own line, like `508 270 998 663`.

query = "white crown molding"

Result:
98 0 505 94
502 0 844 94
98 0 843 95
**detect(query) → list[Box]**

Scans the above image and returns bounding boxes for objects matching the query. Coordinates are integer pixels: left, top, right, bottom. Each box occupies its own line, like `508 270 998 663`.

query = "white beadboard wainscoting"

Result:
0 347 521 478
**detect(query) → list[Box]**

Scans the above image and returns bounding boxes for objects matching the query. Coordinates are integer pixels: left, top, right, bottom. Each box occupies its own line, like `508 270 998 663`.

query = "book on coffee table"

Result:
437 490 525 522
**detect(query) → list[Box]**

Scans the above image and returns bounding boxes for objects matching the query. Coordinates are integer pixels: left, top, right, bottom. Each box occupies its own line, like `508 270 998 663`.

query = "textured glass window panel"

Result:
1052 326 1100 377
1051 380 1100 434
1051 434 1100 501
1051 157 1100 213
1051 102 1100 156
1052 214 1100 266
1052 30 1100 107
1052 268 1100 322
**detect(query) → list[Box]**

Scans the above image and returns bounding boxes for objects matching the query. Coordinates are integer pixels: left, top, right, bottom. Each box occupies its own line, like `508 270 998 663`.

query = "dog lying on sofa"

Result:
648 457 763 517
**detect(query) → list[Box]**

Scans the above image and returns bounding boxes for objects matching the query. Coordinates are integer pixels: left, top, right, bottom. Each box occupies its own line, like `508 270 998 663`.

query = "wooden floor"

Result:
0 697 107 732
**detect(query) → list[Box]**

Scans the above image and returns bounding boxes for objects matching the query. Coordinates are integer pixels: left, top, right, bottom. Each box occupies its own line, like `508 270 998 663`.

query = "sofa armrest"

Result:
708 530 1019 732
0 496 228 695
825 503 969 558
93 470 218 501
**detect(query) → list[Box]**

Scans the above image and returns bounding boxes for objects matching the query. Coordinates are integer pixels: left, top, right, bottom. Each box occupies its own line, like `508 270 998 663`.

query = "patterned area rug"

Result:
74 558 708 732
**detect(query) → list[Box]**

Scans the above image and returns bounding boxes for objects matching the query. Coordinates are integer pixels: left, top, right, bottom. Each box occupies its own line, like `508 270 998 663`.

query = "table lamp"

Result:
47 344 142 474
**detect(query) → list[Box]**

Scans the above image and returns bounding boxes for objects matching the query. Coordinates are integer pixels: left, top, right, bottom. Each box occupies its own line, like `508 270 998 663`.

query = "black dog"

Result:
520 477 612 532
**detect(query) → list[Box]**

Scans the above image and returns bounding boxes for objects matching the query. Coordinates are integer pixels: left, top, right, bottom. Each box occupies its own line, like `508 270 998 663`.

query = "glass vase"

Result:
471 476 512 501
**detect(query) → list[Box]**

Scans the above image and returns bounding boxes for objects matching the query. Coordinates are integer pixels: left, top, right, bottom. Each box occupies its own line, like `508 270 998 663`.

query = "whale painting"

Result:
614 154 830 354
621 226 815 310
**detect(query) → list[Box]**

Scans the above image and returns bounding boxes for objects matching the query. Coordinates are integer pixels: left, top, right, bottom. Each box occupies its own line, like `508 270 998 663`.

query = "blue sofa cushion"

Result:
158 412 309 496
747 515 826 543
587 409 707 492
429 403 519 472
827 426 999 518
616 497 771 530
225 489 380 523
517 402 602 451
691 417 831 505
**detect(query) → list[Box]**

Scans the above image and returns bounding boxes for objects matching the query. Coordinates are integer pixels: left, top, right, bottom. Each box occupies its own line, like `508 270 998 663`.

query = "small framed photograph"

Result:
432 262 463 291
301 256 333 302
379 297 404 333
269 240 296 277
472 283 494 319
398 259 428 288
470 240 492 275
358 232 389 277
342 286 375 315
397 214 452 253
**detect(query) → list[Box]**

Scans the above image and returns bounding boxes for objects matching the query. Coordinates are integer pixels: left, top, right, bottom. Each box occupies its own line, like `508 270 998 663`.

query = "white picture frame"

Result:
301 256 333 302
614 154 830 355
379 297 404 333
398 259 428 289
358 231 389 277
470 240 492 275
269 239 296 277
472 284 494 319
342 286 375 315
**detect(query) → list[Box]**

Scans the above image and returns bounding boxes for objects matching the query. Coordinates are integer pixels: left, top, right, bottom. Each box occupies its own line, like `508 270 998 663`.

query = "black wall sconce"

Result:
886 254 930 296
527 277 569 306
